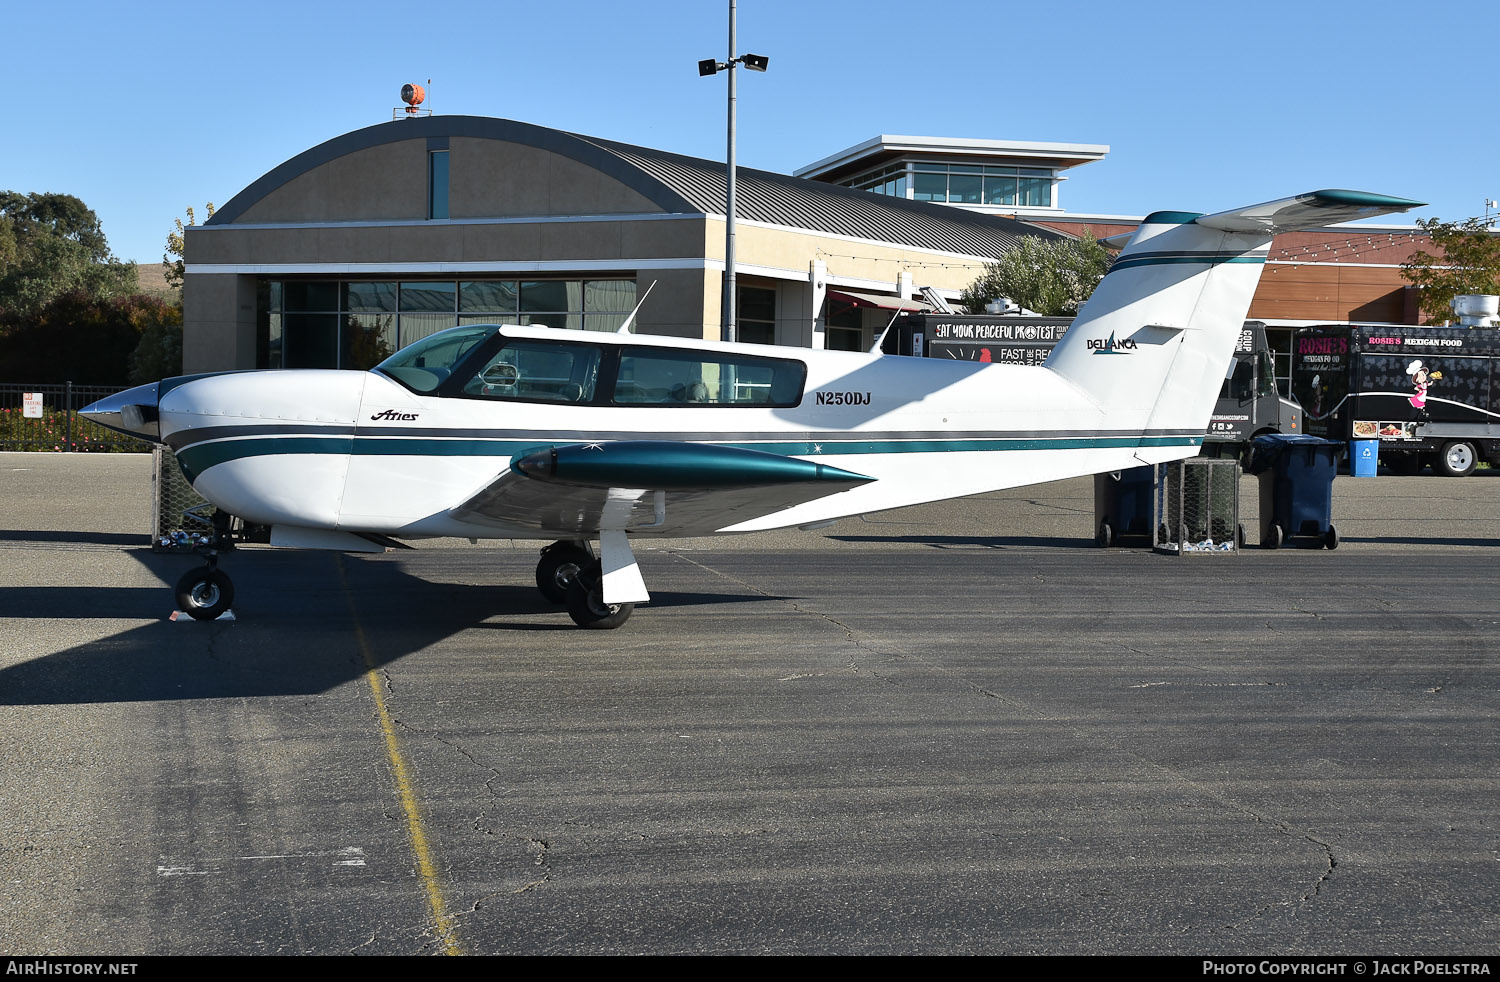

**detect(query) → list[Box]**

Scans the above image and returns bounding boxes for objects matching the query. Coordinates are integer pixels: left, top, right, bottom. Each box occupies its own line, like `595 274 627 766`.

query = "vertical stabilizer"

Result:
1044 190 1424 437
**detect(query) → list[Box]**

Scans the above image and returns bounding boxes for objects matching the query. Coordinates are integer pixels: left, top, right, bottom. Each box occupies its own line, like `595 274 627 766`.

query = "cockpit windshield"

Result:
375 324 499 393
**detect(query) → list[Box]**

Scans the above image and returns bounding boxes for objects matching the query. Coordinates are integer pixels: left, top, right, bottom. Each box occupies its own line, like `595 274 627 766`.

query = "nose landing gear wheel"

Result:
175 566 234 621
564 560 634 630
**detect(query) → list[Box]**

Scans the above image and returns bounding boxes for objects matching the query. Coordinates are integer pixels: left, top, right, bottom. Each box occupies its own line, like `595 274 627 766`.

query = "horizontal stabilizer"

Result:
1193 189 1425 234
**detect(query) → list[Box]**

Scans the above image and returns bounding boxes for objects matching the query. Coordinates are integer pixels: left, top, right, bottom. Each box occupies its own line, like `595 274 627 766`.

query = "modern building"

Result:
182 116 1065 374
793 134 1109 219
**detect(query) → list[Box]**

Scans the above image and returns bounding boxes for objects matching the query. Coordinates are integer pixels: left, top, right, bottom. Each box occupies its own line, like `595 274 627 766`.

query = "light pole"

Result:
699 0 767 343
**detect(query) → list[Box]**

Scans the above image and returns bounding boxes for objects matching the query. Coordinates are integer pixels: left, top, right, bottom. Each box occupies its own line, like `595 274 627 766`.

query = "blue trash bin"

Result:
1093 464 1157 547
1350 439 1378 478
1247 434 1342 549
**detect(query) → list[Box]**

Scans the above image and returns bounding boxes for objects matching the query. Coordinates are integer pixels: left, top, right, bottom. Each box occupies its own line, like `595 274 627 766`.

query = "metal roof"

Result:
582 134 1061 259
209 116 1061 261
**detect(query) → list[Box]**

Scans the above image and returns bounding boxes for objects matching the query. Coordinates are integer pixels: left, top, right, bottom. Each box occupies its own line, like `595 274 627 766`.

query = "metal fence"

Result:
0 382 150 452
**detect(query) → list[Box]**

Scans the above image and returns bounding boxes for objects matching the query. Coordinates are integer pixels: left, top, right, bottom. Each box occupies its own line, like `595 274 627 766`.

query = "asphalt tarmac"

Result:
1 452 1497 955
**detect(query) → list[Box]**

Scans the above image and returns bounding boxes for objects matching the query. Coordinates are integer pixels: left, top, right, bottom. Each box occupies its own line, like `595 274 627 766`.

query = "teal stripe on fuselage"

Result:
175 432 1203 479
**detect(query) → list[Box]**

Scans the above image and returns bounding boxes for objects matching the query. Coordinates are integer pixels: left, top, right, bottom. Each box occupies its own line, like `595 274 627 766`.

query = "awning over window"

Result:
825 289 931 312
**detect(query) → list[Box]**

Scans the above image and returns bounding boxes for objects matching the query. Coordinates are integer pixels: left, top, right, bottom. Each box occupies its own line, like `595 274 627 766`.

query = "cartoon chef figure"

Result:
1407 359 1442 420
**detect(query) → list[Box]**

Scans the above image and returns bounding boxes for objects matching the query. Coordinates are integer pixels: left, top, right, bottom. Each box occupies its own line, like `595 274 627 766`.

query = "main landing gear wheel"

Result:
175 566 234 621
564 560 634 630
535 543 592 604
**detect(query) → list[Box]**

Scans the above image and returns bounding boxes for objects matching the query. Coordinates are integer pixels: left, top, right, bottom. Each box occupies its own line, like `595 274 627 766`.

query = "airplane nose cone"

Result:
79 382 161 441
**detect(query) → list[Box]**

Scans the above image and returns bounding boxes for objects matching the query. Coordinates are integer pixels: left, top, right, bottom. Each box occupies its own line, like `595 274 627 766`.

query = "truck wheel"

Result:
1384 453 1419 476
1437 441 1478 477
1096 521 1114 548
1263 523 1282 549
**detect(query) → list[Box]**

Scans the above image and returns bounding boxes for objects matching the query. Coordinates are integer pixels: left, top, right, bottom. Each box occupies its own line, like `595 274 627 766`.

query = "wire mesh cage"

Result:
151 446 217 552
1153 458 1242 554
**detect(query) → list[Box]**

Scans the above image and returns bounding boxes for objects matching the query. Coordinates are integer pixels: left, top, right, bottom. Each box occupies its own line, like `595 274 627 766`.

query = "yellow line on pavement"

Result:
338 556 462 956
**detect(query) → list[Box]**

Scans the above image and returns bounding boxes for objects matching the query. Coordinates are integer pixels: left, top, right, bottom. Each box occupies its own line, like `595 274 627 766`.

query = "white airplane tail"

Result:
1044 190 1423 437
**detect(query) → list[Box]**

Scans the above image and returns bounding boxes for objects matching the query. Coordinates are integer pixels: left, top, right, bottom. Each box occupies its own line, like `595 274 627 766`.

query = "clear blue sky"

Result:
8 0 1492 264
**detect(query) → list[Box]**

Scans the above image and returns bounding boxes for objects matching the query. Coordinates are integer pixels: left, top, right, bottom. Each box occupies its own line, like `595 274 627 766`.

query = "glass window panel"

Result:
268 281 282 311
739 286 776 322
583 312 629 332
584 280 636 312
282 281 338 312
949 174 982 204
912 162 947 173
428 150 449 220
613 348 803 406
463 341 601 403
342 313 398 370
343 281 397 312
398 312 460 348
458 313 522 326
984 166 1020 177
1019 177 1051 207
378 324 498 394
266 312 283 369
520 280 579 313
827 326 863 352
460 281 519 312
984 176 1018 206
400 282 457 312
912 172 947 202
283 313 340 368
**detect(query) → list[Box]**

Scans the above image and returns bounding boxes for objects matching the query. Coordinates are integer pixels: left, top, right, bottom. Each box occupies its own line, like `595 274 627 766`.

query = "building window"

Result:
737 285 777 345
261 277 636 370
842 161 1054 209
428 150 449 219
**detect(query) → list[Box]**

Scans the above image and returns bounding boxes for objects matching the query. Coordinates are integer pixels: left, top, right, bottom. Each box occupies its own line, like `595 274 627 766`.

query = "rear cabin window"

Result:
612 348 805 407
463 341 602 403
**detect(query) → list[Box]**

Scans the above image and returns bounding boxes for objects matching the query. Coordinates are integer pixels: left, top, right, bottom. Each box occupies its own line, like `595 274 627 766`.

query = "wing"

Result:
450 441 874 537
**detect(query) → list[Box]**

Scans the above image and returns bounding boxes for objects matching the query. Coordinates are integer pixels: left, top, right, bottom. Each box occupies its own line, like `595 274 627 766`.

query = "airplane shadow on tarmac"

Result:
0 546 771 706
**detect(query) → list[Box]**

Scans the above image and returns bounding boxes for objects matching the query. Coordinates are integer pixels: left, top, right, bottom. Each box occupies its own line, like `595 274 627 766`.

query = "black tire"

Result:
1263 523 1282 549
1384 453 1419 476
535 543 591 604
1325 524 1339 550
564 560 635 630
175 566 234 621
1437 441 1478 477
1237 523 1247 550
1096 521 1114 548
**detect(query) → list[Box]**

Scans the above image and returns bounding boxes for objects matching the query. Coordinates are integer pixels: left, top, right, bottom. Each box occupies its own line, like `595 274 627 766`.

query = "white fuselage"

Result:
161 327 1203 540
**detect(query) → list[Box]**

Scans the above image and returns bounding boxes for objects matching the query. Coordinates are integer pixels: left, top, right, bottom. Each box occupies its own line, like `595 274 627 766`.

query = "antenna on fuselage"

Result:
616 280 657 334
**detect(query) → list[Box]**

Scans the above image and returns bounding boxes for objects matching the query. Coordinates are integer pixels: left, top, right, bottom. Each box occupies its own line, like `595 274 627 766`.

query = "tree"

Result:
960 229 1112 317
1 291 180 384
163 203 214 293
0 192 137 319
1400 217 1500 324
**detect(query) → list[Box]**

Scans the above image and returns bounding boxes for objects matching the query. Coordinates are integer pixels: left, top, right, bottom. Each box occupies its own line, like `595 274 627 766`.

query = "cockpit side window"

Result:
462 341 601 403
612 348 805 407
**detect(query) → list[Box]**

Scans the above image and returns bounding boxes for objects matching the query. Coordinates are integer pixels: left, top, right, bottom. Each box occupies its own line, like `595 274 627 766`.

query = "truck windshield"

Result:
376 324 499 393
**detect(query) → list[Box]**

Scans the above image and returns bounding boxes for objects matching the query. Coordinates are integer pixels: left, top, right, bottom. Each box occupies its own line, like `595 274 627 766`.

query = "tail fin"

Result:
1045 190 1423 436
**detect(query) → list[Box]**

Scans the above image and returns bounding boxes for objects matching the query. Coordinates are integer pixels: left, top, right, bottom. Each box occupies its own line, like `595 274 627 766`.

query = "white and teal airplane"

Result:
84 190 1421 628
